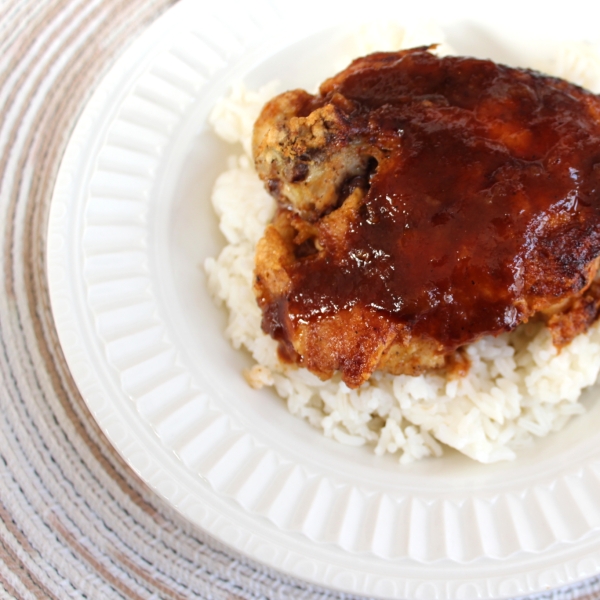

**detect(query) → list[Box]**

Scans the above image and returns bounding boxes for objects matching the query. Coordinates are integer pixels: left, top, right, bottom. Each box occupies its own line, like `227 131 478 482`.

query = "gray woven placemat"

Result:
1 1 600 598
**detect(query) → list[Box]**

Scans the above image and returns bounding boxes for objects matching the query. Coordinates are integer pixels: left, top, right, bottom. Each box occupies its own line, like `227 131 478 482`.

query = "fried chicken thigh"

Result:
252 48 600 388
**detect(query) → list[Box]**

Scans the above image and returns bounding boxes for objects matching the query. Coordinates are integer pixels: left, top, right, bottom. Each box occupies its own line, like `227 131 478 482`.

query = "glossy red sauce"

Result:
271 51 600 350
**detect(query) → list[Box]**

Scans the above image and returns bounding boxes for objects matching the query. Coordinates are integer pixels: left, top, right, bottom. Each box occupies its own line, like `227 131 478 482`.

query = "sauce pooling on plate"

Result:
252 48 600 388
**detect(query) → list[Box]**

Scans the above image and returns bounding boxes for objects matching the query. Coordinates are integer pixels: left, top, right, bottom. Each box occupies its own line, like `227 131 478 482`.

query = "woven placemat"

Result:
2 1 600 598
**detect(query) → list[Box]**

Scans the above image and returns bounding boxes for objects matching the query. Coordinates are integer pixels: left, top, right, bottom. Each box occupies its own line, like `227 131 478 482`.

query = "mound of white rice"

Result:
204 28 600 463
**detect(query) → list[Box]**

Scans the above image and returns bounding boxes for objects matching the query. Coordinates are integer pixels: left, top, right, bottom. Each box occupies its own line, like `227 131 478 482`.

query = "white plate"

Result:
47 1 600 598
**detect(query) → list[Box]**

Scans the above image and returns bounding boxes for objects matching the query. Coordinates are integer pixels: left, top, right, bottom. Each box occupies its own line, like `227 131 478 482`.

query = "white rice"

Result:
204 29 600 463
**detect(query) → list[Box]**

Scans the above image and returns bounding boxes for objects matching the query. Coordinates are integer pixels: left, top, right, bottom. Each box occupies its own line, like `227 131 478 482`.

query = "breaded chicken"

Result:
253 48 600 388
